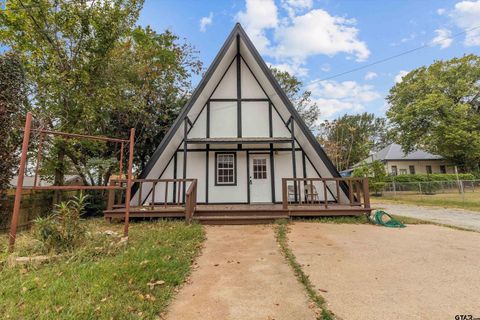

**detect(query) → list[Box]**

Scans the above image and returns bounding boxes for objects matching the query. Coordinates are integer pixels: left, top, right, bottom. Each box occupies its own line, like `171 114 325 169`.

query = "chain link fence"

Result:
377 179 480 210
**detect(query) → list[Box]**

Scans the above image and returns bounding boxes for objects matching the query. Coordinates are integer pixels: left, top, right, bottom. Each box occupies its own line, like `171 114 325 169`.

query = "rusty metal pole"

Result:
123 128 135 237
9 112 33 252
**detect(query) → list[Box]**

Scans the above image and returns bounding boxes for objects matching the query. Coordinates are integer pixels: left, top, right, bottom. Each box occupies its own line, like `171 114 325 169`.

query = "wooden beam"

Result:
183 118 188 203
290 118 297 202
236 34 242 139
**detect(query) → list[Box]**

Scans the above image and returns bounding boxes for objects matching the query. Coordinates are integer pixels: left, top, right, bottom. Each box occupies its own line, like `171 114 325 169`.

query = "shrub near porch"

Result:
0 219 205 320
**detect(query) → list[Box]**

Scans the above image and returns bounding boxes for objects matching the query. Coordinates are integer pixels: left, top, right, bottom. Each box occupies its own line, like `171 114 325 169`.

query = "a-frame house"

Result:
105 23 371 222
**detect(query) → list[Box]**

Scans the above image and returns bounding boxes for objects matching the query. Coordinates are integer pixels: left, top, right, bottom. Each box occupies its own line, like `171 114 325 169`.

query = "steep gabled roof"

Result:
137 23 342 184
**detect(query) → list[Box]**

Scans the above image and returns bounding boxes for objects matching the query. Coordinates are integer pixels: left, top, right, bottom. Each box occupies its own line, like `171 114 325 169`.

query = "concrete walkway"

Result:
165 225 316 320
374 202 480 232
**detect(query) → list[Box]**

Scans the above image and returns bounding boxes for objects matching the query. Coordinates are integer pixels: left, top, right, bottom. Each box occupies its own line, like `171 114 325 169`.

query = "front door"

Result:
249 155 272 203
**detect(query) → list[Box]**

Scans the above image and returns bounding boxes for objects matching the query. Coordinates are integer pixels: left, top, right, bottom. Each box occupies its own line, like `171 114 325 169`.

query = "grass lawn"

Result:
0 219 205 320
372 192 480 212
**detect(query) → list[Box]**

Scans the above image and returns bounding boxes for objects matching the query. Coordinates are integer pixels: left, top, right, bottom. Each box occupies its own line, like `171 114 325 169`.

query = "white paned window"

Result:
253 159 267 179
216 153 236 185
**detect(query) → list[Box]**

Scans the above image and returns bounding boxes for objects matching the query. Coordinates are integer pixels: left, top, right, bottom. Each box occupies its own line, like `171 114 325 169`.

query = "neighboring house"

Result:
354 143 454 175
132 23 350 205
9 175 84 188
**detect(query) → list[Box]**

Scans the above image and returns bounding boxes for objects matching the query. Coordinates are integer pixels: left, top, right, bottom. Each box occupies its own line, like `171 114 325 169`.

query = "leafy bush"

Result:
352 161 387 195
34 193 88 253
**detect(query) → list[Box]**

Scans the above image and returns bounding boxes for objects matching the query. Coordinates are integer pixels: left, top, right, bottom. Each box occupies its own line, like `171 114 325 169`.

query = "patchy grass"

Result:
0 218 205 320
372 192 480 212
275 220 334 320
293 215 369 224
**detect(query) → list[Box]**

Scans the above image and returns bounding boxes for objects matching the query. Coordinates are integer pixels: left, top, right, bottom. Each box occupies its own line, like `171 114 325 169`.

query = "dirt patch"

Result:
289 222 480 320
165 225 316 320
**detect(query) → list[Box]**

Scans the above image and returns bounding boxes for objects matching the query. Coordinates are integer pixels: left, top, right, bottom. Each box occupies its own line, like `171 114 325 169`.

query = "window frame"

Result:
440 165 446 174
214 152 237 186
409 165 416 175
426 165 432 174
391 165 398 176
252 158 268 180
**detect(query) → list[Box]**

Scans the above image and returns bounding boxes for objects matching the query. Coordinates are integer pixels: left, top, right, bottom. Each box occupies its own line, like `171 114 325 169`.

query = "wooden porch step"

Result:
193 214 289 225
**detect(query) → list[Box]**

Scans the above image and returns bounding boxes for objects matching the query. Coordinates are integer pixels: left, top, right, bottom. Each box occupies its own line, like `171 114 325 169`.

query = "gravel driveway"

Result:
374 202 480 231
289 222 480 320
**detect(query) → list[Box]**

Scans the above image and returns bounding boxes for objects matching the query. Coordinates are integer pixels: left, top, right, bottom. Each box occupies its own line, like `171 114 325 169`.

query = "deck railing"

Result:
107 178 197 213
185 180 197 223
281 177 370 210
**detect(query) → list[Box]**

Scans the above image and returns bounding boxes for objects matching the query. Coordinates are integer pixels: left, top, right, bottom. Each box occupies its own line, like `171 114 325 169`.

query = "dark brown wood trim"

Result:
270 144 275 203
236 35 242 139
246 150 250 204
173 152 177 203
291 117 297 202
205 145 209 203
183 117 188 202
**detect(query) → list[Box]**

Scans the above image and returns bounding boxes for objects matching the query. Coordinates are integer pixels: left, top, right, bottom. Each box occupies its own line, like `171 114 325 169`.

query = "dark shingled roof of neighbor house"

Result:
354 143 444 167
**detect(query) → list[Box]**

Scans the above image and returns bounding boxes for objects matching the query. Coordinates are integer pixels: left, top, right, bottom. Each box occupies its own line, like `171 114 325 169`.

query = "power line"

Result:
310 25 480 84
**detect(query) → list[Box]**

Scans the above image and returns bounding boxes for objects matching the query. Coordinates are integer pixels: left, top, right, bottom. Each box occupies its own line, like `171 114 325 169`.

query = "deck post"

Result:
124 128 135 237
107 179 115 211
363 178 371 209
290 118 297 202
282 178 288 209
9 112 33 252
323 179 328 208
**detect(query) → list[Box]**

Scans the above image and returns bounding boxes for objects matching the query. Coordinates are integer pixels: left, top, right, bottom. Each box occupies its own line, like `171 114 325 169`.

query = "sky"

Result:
138 0 480 121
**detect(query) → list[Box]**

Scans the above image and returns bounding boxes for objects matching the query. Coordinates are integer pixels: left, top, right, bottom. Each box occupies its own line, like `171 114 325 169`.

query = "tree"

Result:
387 54 480 171
270 67 319 129
1 0 201 188
318 113 391 171
352 160 387 196
0 51 26 195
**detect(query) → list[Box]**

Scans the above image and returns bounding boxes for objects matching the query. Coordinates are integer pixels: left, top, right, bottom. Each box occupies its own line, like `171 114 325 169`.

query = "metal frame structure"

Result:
8 112 135 251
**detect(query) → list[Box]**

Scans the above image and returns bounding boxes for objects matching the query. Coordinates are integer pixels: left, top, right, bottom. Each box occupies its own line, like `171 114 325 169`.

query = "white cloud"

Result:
394 70 409 84
307 80 380 119
431 28 453 48
451 0 480 46
437 8 446 15
236 0 279 53
274 10 370 62
320 64 331 72
268 62 309 77
364 71 378 80
236 1 369 76
199 12 213 32
281 0 313 17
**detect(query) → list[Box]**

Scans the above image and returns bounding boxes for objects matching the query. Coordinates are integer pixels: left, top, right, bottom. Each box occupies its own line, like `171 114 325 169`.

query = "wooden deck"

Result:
104 203 371 224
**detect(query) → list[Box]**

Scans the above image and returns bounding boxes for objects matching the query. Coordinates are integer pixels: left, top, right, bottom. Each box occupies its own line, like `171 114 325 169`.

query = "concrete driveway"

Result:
375 202 480 231
288 222 480 320
165 225 316 320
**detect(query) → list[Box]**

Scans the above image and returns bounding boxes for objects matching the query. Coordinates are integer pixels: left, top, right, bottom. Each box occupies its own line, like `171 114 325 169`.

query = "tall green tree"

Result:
318 113 391 171
270 67 319 129
0 51 26 195
1 0 201 186
387 54 480 171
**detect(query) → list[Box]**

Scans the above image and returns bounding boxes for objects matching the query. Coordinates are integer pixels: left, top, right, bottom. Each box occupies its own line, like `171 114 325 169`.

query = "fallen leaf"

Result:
147 280 165 290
